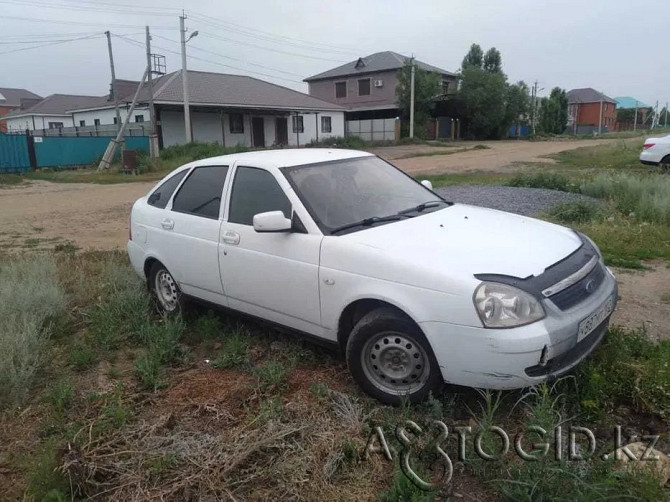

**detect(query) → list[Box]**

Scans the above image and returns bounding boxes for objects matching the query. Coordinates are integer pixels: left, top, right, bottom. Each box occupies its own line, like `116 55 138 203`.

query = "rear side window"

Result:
172 165 229 219
228 166 291 225
147 170 188 209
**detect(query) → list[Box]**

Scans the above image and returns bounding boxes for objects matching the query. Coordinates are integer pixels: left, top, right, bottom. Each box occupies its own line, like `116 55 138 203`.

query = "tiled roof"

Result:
0 87 42 108
567 88 615 105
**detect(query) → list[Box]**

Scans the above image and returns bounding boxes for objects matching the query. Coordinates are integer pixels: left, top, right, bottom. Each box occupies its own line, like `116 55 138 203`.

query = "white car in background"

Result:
640 134 670 170
127 149 618 404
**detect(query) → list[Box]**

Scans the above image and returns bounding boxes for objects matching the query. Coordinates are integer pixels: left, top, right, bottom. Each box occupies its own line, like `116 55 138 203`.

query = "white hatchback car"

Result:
128 149 618 403
640 134 670 170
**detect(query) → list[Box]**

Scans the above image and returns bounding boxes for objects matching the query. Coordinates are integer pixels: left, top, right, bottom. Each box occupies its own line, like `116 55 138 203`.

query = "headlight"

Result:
473 282 545 328
578 231 602 259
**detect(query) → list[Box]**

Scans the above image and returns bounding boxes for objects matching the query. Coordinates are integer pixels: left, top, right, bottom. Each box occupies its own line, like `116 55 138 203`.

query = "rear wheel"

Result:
346 307 443 404
148 262 184 315
660 155 670 173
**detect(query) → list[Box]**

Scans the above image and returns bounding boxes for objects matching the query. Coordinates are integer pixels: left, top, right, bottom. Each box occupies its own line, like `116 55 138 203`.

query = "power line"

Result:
0 33 103 55
2 14 177 30
0 0 176 17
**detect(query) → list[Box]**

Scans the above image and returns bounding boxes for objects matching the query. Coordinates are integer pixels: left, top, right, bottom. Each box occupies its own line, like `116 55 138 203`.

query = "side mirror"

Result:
421 179 433 190
253 211 292 232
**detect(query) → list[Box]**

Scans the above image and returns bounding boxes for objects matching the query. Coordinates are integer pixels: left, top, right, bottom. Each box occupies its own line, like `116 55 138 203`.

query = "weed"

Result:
135 352 163 390
544 200 601 223
330 391 366 431
380 467 434 501
44 380 73 416
0 254 66 408
69 338 96 371
309 381 329 400
145 453 180 479
189 310 224 342
211 329 250 370
506 171 578 192
134 317 185 390
258 396 283 422
25 439 71 500
661 291 670 304
307 135 366 149
252 359 290 393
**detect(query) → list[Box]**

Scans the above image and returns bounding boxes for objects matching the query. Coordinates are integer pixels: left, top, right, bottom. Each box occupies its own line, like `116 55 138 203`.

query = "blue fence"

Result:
34 136 149 168
0 133 31 173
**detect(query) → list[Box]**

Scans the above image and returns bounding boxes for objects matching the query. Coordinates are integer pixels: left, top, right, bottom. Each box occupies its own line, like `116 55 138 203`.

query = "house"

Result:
304 51 456 120
613 96 650 130
64 71 344 148
566 88 616 134
0 87 42 132
4 94 102 132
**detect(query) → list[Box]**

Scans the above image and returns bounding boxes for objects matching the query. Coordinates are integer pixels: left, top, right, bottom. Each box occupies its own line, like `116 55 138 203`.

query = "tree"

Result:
505 81 530 135
461 43 483 69
659 107 670 127
396 60 441 138
538 87 568 134
459 64 508 138
483 48 503 74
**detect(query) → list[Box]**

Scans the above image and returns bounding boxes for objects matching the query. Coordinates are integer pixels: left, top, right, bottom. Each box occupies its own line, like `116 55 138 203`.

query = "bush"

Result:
307 135 366 149
135 317 185 391
580 173 670 224
159 141 250 162
545 200 601 223
506 172 577 192
0 255 66 408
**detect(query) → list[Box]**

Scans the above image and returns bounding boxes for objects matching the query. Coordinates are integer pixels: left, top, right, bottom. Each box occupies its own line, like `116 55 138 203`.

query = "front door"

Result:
252 117 265 147
275 117 288 146
219 164 322 334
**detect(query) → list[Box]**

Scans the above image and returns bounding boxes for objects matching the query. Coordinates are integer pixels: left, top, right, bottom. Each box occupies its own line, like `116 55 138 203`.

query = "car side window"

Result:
147 170 188 209
228 166 292 225
171 165 229 219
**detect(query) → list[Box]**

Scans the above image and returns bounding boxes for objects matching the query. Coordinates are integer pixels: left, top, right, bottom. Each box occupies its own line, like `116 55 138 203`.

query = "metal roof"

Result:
567 88 616 105
0 87 42 108
5 93 101 118
614 96 649 109
304 51 455 82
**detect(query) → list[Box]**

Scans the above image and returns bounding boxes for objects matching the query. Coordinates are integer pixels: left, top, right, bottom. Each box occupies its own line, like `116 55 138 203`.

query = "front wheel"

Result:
148 262 184 315
346 307 443 404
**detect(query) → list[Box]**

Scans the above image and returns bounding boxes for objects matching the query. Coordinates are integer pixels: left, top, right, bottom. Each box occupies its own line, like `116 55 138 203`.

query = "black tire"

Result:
660 155 670 173
345 307 443 405
148 262 184 316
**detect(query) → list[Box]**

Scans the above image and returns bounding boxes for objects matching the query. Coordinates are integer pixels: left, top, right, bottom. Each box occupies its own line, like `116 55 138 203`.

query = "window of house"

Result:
94 119 101 126
48 122 64 129
321 116 332 133
171 165 229 219
228 166 291 225
358 78 371 96
147 170 188 209
135 115 144 123
113 117 118 125
229 113 244 134
79 120 86 127
335 81 347 99
292 115 304 133
442 81 450 94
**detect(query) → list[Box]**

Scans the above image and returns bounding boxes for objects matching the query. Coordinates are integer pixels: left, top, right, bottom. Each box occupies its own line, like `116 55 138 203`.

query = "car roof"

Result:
189 148 374 169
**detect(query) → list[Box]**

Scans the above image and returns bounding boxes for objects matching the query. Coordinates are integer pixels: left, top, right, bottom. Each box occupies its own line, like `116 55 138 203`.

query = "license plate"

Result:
577 295 615 342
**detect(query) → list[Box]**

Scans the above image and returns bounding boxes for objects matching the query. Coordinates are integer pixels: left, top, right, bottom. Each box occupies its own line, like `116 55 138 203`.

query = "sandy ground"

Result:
373 138 609 175
1 139 668 338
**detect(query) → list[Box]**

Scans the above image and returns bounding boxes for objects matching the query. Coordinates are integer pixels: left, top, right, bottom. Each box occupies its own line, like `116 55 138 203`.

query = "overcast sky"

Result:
1 0 667 107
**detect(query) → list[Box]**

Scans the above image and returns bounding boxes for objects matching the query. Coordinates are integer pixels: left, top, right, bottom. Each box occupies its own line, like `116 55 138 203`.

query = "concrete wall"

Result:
160 109 345 148
5 114 74 132
308 70 400 109
72 106 149 127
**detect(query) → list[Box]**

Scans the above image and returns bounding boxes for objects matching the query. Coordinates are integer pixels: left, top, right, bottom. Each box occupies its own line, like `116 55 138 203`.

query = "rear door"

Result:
218 164 323 334
155 165 230 304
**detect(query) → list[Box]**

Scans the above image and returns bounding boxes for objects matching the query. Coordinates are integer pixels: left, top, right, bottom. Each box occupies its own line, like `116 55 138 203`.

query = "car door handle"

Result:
222 230 240 245
161 218 174 230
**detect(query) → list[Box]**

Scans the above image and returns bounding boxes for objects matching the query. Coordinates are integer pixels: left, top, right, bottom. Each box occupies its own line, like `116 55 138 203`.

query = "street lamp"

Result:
180 17 198 143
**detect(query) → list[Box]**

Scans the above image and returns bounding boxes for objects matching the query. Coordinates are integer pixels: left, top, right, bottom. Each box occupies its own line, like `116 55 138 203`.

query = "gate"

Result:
0 132 32 173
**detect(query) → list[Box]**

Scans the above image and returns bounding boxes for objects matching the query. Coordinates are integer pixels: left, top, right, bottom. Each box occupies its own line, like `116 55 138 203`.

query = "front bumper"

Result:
419 267 618 389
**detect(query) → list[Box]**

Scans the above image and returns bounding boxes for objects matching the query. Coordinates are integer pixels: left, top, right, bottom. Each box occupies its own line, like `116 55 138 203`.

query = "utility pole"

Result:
598 93 603 135
104 31 122 135
531 80 538 135
409 56 415 139
633 100 638 131
180 13 193 143
145 26 159 157
665 102 668 127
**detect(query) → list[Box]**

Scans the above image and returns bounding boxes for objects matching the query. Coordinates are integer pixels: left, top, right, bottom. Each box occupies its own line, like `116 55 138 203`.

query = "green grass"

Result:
44 380 73 416
211 328 250 370
550 139 644 171
507 171 579 191
0 255 66 409
69 338 96 371
252 359 291 393
395 144 489 160
543 200 601 224
420 171 513 188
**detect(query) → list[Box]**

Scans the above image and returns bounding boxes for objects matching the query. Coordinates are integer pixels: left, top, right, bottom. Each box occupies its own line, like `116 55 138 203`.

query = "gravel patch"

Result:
435 185 599 217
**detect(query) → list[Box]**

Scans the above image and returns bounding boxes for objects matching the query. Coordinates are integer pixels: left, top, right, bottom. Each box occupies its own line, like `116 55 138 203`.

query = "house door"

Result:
275 117 288 146
252 117 265 147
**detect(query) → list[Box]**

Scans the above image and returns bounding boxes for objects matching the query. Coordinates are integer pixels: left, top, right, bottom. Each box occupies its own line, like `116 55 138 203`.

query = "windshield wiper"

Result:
397 200 448 215
330 214 407 234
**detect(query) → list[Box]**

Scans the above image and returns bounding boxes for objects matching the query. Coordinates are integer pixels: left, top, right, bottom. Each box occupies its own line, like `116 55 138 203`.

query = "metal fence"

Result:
346 118 398 142
9 123 152 137
0 133 31 173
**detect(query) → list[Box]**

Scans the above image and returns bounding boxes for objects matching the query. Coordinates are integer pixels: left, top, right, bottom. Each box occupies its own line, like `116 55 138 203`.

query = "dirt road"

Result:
372 138 610 175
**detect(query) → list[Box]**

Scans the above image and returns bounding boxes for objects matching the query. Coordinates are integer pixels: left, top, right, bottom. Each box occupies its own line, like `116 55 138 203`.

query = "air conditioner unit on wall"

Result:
374 80 384 88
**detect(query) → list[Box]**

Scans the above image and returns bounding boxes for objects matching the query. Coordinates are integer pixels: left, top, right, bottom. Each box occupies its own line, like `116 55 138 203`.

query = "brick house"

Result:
0 87 42 132
304 51 456 120
567 88 616 134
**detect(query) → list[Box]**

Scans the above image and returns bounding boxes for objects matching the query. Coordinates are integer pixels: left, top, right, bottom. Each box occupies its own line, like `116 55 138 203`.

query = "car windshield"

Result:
283 156 449 234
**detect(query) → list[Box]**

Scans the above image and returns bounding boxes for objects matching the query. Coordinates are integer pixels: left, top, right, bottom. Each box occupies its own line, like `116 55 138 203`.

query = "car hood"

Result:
336 204 582 280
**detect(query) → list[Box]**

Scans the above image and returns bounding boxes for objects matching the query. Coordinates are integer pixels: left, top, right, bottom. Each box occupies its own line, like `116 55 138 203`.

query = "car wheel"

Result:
661 155 670 173
149 262 183 315
346 307 443 404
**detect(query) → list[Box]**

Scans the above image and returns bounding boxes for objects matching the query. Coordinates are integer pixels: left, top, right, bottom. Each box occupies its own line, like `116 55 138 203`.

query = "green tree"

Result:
538 87 568 134
483 48 503 74
459 64 508 138
396 60 441 138
461 43 484 69
505 81 530 135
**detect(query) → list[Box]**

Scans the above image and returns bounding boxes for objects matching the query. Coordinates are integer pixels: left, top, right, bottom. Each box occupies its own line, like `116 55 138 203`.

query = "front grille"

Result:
548 263 605 310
